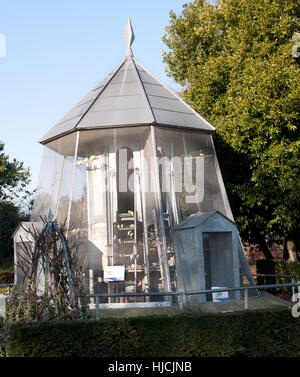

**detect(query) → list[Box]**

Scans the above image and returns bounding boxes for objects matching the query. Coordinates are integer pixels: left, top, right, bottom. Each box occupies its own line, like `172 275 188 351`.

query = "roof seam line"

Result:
131 57 157 124
73 58 127 131
133 59 215 132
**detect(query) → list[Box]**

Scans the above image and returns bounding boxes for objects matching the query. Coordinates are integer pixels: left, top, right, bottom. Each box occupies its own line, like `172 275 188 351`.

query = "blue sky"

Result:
0 0 187 192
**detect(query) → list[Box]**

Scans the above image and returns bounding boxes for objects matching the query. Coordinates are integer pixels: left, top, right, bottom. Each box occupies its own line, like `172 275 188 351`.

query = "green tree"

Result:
0 141 30 202
0 142 31 260
163 0 300 259
0 201 20 260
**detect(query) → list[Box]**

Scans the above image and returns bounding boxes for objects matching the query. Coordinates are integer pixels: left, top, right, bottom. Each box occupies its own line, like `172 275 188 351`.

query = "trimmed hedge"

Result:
256 259 300 292
5 308 300 357
0 271 14 285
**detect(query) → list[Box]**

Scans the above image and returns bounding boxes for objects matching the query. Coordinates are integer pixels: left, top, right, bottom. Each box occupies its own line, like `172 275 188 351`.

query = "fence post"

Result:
244 288 248 309
292 278 295 304
89 269 94 304
95 296 99 318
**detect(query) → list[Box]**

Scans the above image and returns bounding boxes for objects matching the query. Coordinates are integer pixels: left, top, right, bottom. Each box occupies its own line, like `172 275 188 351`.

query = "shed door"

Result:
203 232 234 300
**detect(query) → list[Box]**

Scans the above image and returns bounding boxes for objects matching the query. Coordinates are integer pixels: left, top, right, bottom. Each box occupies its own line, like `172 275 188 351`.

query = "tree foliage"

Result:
163 0 300 257
0 142 31 261
0 141 30 202
0 201 20 260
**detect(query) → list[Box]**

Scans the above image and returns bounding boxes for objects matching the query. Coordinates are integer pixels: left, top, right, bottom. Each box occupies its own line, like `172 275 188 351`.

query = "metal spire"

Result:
123 17 135 57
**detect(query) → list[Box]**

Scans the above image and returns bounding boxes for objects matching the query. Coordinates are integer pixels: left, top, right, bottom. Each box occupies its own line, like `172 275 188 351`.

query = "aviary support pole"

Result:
150 126 171 293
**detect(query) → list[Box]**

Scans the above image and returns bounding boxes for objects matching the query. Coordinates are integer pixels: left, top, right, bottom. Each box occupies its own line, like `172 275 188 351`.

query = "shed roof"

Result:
173 211 236 230
40 19 215 144
12 222 42 239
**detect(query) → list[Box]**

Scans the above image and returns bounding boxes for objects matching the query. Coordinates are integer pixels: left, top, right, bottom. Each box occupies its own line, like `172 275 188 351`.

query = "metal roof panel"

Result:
78 107 154 128
40 53 215 144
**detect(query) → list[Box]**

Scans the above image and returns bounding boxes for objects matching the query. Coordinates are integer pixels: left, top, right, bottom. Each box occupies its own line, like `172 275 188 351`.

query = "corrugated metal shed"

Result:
40 19 215 144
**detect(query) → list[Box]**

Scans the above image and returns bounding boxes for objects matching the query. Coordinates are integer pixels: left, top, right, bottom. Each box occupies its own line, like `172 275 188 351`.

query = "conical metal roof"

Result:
40 19 215 144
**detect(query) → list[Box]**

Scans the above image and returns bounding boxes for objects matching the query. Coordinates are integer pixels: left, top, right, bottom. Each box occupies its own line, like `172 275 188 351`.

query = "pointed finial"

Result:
123 17 135 57
48 209 54 221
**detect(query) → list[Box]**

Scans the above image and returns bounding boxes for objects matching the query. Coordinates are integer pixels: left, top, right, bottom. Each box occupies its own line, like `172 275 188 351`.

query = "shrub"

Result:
12 216 91 322
5 308 300 357
0 271 14 285
0 257 14 273
256 259 300 293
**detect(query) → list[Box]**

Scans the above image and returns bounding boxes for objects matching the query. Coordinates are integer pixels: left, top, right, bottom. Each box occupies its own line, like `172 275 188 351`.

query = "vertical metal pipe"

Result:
244 288 248 309
55 156 66 218
89 269 94 304
86 162 91 241
134 184 137 301
109 158 115 263
150 126 171 293
139 151 151 299
66 131 80 231
104 153 111 249
292 278 295 304
170 164 179 225
104 153 113 304
95 296 99 317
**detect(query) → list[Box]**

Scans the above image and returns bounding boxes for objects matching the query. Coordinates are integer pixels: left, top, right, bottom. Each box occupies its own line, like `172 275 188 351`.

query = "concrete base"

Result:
185 291 291 313
92 291 291 318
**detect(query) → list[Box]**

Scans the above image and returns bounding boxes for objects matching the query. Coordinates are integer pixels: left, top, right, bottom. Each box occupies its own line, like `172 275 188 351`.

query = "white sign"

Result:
211 286 229 302
104 265 125 282
125 284 136 293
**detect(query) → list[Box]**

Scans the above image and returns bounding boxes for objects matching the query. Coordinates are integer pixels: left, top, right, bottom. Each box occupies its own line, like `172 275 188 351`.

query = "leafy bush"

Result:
0 257 14 273
5 308 300 357
0 202 20 260
5 287 56 325
12 216 91 322
0 318 6 357
0 272 14 285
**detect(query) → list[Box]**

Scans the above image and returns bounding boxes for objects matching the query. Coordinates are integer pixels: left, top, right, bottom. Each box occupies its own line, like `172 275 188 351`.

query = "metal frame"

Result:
66 131 80 231
150 126 171 292
3 278 299 316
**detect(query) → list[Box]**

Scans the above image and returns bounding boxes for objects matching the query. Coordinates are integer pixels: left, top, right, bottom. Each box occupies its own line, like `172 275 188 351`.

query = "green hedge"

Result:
0 271 14 285
256 259 300 292
5 308 300 357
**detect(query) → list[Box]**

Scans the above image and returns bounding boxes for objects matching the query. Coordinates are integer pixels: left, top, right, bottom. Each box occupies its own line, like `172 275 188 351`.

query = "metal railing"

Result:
86 291 184 315
252 273 297 300
184 281 300 309
87 279 300 315
2 278 299 315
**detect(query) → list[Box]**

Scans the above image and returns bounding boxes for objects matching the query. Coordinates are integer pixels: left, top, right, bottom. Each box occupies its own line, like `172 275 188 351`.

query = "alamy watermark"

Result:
74 149 205 205
0 33 6 57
